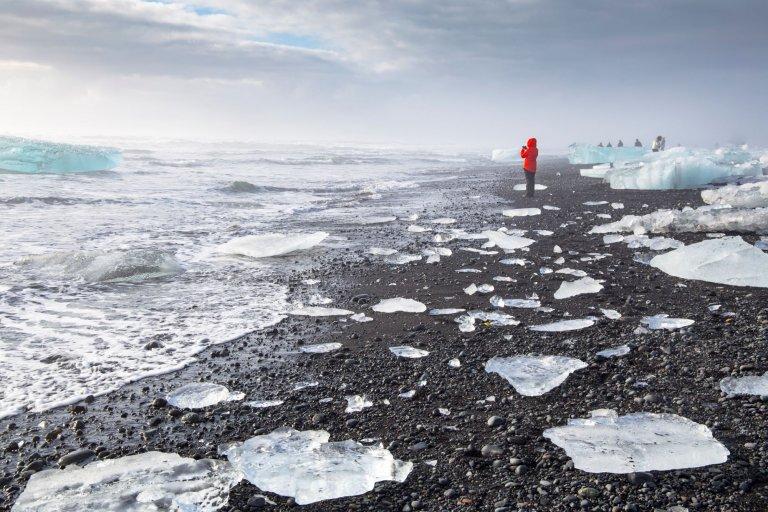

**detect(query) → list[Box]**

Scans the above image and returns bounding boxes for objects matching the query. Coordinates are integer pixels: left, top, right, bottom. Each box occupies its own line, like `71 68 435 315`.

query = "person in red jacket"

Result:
520 137 538 197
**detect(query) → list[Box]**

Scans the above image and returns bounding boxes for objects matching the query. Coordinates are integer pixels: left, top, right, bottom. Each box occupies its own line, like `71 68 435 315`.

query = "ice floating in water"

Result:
513 183 547 191
719 372 768 397
543 409 729 473
568 143 647 164
601 308 622 320
503 208 541 217
456 311 519 332
429 308 466 315
246 399 284 408
485 355 587 396
554 277 603 299
596 345 630 358
351 313 373 322
702 181 768 208
389 345 430 358
372 298 426 313
591 205 768 235
300 343 342 354
290 306 354 317
12 451 238 511
217 232 328 258
641 314 694 330
0 136 122 174
529 319 595 332
345 395 373 412
490 295 541 308
166 383 244 409
369 247 398 256
481 230 536 251
650 237 768 287
220 428 412 505
385 253 422 264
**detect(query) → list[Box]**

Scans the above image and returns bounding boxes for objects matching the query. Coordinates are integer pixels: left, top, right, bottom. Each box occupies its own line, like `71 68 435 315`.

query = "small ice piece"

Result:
539 267 553 275
476 284 494 293
502 208 541 217
554 256 565 265
611 202 624 209
429 308 466 315
464 283 478 295
166 383 244 409
407 225 429 233
596 345 630 358
641 314 694 330
217 232 328 258
345 395 373 412
456 268 482 273
351 313 373 322
650 237 768 287
583 201 608 206
461 247 498 255
399 390 416 399
529 319 595 332
372 298 427 313
246 399 285 408
12 452 239 511
490 295 541 308
369 247 398 256
438 407 451 416
290 306 354 317
513 183 548 190
359 216 397 224
293 381 319 391
603 234 625 244
385 253 422 264
433 233 455 243
601 308 622 320
543 205 560 210
389 346 430 358
448 358 461 368
0 136 122 173
596 213 612 219
719 373 768 397
431 217 456 224
221 428 412 505
500 258 529 266
553 245 562 253
299 343 343 354
455 311 520 332
493 276 516 282
481 230 536 250
543 409 729 473
302 279 321 285
756 237 768 250
401 213 419 221
553 277 603 299
484 355 588 396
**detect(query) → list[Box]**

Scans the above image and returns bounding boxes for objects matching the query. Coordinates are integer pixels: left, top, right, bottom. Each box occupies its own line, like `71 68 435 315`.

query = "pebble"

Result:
487 415 505 427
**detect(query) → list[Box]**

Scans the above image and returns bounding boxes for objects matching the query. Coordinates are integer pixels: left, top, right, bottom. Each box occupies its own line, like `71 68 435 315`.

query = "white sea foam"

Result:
217 232 328 258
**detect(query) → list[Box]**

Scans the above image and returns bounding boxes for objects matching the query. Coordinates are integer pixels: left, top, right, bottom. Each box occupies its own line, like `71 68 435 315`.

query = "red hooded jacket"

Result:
520 138 538 172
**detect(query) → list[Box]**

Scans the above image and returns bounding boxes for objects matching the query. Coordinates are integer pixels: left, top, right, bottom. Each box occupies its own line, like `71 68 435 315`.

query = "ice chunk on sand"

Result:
461 247 498 255
372 298 426 313
407 225 429 233
591 205 768 235
429 308 466 315
464 283 494 295
493 276 516 282
543 409 729 473
290 306 354 317
568 143 647 164
602 234 625 244
624 234 683 251
500 258 530 266
611 202 624 209
503 208 541 218
490 295 541 308
580 164 611 178
456 311 519 332
299 343 342 354
217 232 328 258
345 395 373 412
513 183 547 191
220 428 412 505
601 308 622 320
246 399 284 408
358 216 396 224
385 253 422 264
12 451 239 511
0 136 122 173
167 383 244 409
641 314 694 330
369 247 398 256
456 268 482 273
431 217 456 225
650 237 768 287
481 230 536 251
554 277 603 299
448 358 461 368
485 355 587 396
543 205 560 211
351 313 373 322
529 319 595 332
702 181 768 208
596 345 630 358
389 345 430 358
583 201 608 206
719 373 768 397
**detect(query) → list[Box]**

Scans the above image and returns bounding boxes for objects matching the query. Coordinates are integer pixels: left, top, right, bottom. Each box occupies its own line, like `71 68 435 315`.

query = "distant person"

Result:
634 138 643 147
617 140 624 147
660 136 666 150
652 135 663 152
597 142 604 147
520 137 538 198
606 142 613 147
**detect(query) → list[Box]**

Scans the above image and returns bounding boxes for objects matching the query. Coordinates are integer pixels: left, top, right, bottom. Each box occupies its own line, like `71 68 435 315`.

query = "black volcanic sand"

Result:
2 160 768 512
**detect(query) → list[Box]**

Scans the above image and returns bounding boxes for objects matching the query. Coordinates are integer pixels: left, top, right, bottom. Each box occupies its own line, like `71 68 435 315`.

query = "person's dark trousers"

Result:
524 171 535 197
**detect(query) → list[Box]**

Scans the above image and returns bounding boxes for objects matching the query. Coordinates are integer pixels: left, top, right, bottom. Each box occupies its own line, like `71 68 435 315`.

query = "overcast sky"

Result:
1 0 766 149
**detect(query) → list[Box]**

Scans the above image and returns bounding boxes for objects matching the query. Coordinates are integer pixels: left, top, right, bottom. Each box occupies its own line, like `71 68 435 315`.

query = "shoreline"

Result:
3 160 768 511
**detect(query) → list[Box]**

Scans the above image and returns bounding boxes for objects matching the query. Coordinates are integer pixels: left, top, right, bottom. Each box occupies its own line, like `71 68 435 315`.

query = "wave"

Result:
218 181 300 194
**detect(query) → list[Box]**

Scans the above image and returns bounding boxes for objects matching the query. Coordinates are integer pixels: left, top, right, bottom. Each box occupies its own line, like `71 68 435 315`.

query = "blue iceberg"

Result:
569 143 647 165
0 136 122 173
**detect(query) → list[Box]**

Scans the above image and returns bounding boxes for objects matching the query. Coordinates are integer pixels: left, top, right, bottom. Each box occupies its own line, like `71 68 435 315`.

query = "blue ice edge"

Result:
0 136 122 173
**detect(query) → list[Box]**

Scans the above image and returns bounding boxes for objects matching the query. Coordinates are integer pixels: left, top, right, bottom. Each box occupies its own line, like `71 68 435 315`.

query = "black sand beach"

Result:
2 159 768 511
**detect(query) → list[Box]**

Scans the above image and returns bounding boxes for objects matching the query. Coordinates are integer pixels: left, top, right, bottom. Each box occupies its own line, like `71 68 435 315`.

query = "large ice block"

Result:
590 205 768 235
0 136 122 173
701 180 768 208
568 144 646 165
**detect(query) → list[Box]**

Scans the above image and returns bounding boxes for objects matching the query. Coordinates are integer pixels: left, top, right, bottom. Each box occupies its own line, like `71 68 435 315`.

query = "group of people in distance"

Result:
597 136 666 151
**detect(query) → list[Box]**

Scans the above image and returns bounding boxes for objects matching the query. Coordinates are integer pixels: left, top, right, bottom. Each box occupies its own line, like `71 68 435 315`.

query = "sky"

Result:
1 0 767 150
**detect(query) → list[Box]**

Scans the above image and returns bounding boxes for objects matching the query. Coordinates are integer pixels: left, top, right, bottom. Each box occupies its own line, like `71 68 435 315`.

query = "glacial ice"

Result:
624 234 683 251
503 208 541 217
484 355 587 396
464 283 494 295
12 451 239 511
555 268 586 278
407 225 429 233
350 313 373 322
568 143 647 164
217 232 328 258
431 217 456 225
500 258 530 266
481 230 536 251
583 201 608 206
0 136 122 174
543 409 729 473
601 309 622 320
389 345 430 358
369 247 398 256
299 343 342 354
429 308 466 315
650 237 768 287
529 319 595 332
246 399 284 408
719 373 768 397
166 383 244 409
580 164 611 179
596 345 630 358
701 181 768 208
456 311 520 332
553 277 603 299
385 253 422 264
345 395 373 412
641 314 694 330
290 306 354 317
590 205 768 235
490 295 541 309
513 184 547 191
448 358 461 368
461 247 498 255
220 428 412 505
372 298 427 313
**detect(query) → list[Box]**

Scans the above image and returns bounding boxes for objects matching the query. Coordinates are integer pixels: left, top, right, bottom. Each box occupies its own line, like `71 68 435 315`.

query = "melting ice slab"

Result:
481 230 536 251
641 314 694 330
485 355 587 396
166 383 244 409
650 237 768 288
389 345 430 358
529 319 595 332
299 343 342 354
591 205 768 235
720 373 768 397
543 409 729 473
0 136 122 173
12 451 239 511
372 298 426 313
554 277 603 299
503 208 541 218
217 232 328 258
221 428 412 505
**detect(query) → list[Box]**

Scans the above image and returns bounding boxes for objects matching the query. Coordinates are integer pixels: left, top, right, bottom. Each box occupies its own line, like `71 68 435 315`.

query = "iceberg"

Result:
601 308 622 320
166 383 244 409
217 232 328 258
372 298 426 313
0 136 122 174
529 319 595 332
543 409 729 473
720 373 768 397
591 205 768 235
553 277 603 299
389 345 430 358
650 237 768 287
701 181 768 208
12 451 239 511
568 143 647 164
220 428 412 505
485 355 587 396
